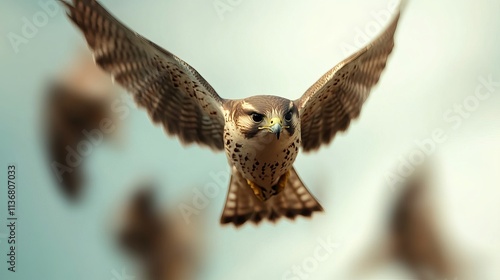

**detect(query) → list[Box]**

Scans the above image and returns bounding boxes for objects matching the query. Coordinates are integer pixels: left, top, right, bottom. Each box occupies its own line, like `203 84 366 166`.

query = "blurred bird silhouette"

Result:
350 165 459 280
117 185 202 280
45 51 118 200
389 168 456 279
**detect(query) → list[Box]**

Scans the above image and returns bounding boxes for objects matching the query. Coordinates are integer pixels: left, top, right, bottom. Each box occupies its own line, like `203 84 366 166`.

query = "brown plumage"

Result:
61 0 225 151
220 166 323 226
389 171 456 279
45 52 117 199
297 12 400 152
61 0 401 225
348 166 459 280
118 186 201 280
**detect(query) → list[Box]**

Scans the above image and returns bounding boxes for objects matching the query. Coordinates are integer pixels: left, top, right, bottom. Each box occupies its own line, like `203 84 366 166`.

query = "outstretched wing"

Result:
62 0 225 150
296 9 401 152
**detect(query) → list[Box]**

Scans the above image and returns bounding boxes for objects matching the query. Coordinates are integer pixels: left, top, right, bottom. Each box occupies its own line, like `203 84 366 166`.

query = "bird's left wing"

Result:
62 0 226 150
296 8 401 152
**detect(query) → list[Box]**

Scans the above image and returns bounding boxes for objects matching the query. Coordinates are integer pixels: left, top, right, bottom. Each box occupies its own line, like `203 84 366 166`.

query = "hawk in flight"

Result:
62 0 401 226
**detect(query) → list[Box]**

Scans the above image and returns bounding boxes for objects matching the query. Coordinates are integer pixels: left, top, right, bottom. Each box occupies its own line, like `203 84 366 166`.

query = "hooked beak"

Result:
259 117 287 139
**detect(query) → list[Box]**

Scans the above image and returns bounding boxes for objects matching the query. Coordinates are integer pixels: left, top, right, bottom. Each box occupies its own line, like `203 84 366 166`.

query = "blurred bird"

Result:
62 0 401 225
118 185 201 280
45 51 118 199
388 169 456 279
350 166 459 280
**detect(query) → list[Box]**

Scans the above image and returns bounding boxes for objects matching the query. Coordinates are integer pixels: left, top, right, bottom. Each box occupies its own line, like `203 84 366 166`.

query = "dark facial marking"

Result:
242 126 261 139
283 103 297 137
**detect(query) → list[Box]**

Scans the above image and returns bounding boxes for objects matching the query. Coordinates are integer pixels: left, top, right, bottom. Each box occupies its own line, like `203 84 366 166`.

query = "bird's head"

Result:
232 95 299 141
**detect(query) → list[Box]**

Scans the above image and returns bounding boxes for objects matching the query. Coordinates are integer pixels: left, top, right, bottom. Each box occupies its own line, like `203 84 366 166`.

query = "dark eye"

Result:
284 111 293 122
251 113 263 123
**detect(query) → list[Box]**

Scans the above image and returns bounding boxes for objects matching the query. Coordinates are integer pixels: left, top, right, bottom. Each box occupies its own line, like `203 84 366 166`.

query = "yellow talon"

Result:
247 180 265 201
247 172 289 201
277 171 289 193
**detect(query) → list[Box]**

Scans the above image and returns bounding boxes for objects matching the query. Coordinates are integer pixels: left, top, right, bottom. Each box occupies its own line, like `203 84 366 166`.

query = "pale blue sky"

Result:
1 0 500 279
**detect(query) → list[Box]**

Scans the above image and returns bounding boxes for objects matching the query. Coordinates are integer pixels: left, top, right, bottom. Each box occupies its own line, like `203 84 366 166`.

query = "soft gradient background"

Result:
1 0 500 279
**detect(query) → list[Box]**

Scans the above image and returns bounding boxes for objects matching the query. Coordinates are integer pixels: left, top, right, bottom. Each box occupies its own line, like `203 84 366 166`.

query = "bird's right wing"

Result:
62 0 226 150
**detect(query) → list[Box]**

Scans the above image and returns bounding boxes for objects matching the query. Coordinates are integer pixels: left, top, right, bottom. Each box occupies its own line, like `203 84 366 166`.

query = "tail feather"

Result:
220 166 323 226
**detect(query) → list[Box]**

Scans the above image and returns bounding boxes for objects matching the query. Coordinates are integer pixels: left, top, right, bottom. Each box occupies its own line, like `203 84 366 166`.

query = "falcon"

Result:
62 0 402 226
